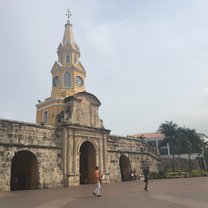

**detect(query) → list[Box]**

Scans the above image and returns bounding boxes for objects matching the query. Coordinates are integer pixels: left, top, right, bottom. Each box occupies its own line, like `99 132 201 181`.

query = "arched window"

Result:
43 111 48 124
74 54 77 63
64 71 71 88
66 53 70 64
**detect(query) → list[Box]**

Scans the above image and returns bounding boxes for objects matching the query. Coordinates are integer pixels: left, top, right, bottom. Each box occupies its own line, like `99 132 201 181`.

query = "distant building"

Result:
129 132 170 155
130 132 208 159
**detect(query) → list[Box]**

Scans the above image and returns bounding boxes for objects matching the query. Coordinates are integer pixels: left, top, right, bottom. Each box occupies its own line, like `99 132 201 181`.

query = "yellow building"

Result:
36 18 86 126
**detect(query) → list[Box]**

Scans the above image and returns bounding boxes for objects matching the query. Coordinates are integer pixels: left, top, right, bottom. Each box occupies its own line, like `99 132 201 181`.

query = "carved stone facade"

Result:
59 124 110 186
62 92 104 128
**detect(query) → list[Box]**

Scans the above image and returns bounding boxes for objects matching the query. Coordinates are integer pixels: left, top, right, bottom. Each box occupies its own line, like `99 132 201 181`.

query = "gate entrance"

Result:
119 155 131 181
10 150 39 191
79 141 96 184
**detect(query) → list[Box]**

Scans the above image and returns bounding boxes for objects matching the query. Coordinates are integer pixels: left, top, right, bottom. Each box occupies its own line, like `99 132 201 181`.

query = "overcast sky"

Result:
0 0 208 136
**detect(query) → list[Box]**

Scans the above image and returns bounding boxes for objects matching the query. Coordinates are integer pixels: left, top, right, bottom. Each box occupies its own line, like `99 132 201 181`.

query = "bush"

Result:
150 169 208 179
150 172 164 179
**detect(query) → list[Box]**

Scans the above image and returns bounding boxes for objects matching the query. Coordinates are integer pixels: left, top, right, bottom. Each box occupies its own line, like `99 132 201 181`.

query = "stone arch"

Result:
79 141 96 184
77 139 98 154
119 154 131 181
10 150 39 191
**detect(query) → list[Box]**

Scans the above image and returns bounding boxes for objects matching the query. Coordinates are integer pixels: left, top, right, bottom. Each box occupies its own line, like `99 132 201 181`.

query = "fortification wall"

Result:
0 119 63 191
107 135 159 182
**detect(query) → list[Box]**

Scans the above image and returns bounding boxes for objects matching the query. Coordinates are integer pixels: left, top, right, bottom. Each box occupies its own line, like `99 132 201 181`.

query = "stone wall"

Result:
107 135 159 182
160 157 201 171
0 119 63 191
0 119 160 192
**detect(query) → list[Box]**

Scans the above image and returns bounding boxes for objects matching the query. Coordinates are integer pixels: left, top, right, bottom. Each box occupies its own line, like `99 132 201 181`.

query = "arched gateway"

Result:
79 141 96 184
119 155 131 181
10 150 39 191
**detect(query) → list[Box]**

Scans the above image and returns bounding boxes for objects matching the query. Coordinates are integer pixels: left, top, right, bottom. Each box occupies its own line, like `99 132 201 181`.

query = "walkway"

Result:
0 177 208 208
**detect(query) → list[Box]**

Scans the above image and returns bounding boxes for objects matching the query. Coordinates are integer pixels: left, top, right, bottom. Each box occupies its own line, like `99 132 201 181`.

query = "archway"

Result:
79 141 96 184
10 150 39 191
119 155 131 181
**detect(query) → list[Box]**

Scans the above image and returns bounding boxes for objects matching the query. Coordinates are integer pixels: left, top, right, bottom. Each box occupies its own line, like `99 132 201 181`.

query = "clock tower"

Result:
36 16 86 126
51 18 86 98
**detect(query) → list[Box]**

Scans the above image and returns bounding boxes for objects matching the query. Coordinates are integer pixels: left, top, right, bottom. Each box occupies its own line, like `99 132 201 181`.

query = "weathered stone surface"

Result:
160 157 200 171
107 135 160 182
62 92 104 129
0 119 159 192
0 119 63 192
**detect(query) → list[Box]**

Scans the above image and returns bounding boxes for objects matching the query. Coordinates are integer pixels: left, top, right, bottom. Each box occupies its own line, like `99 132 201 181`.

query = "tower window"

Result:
43 111 48 124
64 71 71 88
74 54 77 63
66 53 70 63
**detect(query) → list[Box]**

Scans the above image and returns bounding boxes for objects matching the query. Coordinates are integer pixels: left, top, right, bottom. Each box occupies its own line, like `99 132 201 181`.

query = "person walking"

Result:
143 166 150 191
93 166 102 197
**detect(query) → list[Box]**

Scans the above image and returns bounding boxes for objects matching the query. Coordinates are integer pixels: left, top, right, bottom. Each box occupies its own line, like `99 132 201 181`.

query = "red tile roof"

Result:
129 132 165 140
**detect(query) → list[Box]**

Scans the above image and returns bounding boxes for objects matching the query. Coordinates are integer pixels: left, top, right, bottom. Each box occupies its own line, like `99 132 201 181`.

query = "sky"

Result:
0 0 208 136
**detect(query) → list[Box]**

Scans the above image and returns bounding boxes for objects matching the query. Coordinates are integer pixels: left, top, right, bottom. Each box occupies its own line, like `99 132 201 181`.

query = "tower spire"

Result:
63 9 74 45
66 9 71 24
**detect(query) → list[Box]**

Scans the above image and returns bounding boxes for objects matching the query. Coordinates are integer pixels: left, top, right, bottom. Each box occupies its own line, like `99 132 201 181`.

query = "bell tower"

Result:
36 11 86 126
51 10 86 98
51 11 86 98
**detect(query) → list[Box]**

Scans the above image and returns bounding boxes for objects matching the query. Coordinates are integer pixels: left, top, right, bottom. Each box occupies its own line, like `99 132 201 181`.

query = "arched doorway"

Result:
10 150 39 191
119 155 131 181
79 141 96 184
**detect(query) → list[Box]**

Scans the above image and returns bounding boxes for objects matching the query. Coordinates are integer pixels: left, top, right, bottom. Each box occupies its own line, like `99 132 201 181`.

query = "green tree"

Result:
158 121 179 174
177 128 203 172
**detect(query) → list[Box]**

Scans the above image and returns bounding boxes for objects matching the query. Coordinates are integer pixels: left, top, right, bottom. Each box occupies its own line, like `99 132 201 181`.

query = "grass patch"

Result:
151 170 208 179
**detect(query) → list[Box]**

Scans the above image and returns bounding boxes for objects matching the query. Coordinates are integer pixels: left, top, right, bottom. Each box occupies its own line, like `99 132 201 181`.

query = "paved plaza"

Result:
0 177 208 208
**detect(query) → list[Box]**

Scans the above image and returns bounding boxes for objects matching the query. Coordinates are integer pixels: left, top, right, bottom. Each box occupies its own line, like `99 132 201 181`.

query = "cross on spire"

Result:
66 9 71 23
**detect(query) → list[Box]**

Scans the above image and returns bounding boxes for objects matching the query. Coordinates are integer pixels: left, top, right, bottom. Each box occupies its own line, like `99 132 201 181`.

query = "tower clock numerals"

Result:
75 76 83 86
53 76 59 87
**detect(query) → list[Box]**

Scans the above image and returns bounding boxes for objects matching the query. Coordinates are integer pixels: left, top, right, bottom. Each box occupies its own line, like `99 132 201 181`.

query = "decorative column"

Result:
66 131 72 186
66 129 80 186
62 128 68 186
98 137 103 171
73 133 77 173
102 133 110 183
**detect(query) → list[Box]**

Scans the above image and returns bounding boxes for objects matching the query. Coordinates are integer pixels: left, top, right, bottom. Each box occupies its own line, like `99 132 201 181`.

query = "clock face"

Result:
75 76 83 86
53 76 59 87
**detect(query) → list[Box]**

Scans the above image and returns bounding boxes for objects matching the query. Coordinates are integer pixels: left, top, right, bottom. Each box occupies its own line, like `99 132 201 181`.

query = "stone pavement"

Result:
0 177 208 208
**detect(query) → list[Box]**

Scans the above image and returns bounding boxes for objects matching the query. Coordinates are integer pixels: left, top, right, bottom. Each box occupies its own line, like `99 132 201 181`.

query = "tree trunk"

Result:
172 146 175 175
188 152 191 173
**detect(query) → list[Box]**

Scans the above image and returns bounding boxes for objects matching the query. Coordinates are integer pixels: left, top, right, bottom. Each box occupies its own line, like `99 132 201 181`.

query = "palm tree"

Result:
158 121 179 174
178 128 203 172
203 141 208 170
